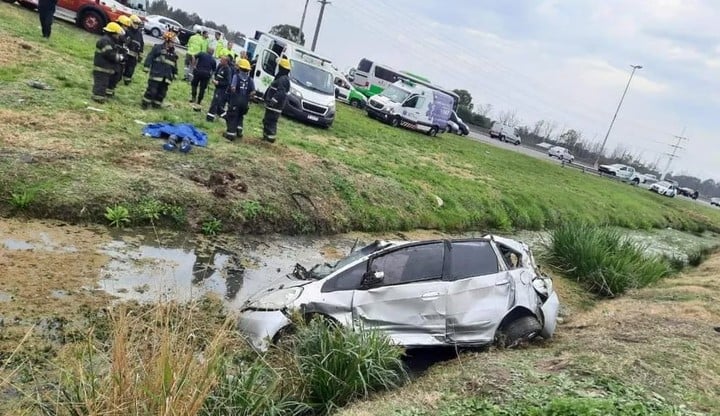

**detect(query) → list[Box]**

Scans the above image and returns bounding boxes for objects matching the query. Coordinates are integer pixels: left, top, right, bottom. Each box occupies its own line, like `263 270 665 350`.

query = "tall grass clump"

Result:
49 303 233 415
547 222 671 297
292 318 407 414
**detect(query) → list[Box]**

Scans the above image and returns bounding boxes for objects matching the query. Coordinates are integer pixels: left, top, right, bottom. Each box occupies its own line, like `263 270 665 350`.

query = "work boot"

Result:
206 113 216 122
189 96 195 103
91 95 106 104
262 135 276 143
223 132 236 141
124 79 132 86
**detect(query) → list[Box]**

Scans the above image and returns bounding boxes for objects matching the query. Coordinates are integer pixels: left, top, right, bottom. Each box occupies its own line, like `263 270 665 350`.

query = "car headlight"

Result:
328 102 336 111
290 87 302 99
247 287 303 310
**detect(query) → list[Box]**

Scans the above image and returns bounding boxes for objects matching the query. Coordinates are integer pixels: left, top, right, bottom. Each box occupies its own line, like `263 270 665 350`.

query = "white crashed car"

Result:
649 181 677 197
239 236 560 351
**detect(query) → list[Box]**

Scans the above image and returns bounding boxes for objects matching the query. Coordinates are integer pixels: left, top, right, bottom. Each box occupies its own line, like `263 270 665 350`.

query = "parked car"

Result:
711 197 720 207
598 163 643 184
333 74 367 109
143 15 181 38
446 111 469 136
489 122 521 145
677 187 699 200
238 236 560 351
649 181 677 197
642 174 658 183
547 146 574 163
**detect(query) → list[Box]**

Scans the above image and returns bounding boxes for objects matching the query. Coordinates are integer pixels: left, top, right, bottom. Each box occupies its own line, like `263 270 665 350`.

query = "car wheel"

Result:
428 126 439 137
500 316 542 348
499 135 505 142
632 178 640 185
350 99 363 108
151 27 162 38
390 116 401 127
79 10 105 34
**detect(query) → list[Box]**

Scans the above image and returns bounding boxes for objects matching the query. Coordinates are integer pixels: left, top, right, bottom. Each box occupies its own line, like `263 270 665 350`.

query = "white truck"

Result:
489 122 521 145
365 79 454 137
597 163 644 185
252 31 337 127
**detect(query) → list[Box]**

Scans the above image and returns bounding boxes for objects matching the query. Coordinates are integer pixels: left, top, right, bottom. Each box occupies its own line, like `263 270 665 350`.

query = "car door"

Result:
445 240 512 344
352 242 448 347
254 49 279 95
334 77 350 102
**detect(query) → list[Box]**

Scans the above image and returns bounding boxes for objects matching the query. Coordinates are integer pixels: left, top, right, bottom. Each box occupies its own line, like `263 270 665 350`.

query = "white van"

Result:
253 31 336 127
489 122 521 145
366 79 454 136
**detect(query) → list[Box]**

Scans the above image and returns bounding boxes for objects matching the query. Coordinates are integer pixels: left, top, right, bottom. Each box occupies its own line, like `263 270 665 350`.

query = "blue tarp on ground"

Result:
142 123 208 147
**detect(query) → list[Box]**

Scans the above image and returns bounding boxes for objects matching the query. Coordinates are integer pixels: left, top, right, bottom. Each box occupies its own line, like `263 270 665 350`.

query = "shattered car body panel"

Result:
239 237 560 351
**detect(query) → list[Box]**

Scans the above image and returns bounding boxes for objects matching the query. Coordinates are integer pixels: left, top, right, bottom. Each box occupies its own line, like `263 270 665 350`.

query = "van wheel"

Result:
390 116 401 127
499 135 505 142
427 126 439 137
350 99 362 108
151 27 162 38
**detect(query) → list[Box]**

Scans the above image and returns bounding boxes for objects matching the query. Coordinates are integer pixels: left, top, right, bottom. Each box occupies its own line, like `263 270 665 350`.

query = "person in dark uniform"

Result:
107 15 132 97
141 31 178 109
123 15 145 85
262 57 292 143
91 22 125 103
206 55 232 122
190 48 216 109
223 58 255 141
38 0 58 39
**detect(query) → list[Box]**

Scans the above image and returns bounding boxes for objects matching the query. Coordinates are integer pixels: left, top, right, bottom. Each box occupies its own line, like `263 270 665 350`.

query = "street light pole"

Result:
299 0 310 33
593 64 643 169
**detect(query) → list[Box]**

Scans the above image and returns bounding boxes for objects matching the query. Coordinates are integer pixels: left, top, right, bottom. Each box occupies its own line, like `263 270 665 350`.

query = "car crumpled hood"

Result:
244 276 312 306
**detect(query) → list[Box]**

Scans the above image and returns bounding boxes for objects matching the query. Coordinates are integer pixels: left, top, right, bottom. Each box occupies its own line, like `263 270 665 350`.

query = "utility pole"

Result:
311 0 331 52
593 64 643 169
299 0 310 34
660 130 688 181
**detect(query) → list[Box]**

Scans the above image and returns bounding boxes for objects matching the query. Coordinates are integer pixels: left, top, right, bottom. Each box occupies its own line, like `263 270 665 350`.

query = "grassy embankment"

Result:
2 2 720 234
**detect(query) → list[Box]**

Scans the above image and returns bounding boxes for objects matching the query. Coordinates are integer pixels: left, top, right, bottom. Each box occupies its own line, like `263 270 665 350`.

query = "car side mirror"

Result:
361 270 384 288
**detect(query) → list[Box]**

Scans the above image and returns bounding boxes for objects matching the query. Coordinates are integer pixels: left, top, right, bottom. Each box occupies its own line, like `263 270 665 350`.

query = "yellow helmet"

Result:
278 57 292 70
116 15 132 28
237 58 252 71
103 22 125 35
162 31 176 42
129 15 143 27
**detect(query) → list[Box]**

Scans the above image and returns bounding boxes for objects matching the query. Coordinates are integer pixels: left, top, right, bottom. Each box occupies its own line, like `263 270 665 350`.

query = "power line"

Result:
311 0 331 52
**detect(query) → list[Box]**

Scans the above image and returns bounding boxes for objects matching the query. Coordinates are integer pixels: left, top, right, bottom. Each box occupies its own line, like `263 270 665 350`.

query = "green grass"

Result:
2 2 720 234
546 222 672 297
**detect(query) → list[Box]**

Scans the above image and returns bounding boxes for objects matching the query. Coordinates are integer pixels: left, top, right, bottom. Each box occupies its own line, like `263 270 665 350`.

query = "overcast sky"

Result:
167 0 719 180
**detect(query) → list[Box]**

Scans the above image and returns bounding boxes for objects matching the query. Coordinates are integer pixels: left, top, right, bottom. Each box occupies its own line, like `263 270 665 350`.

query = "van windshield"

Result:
289 60 334 95
381 84 411 103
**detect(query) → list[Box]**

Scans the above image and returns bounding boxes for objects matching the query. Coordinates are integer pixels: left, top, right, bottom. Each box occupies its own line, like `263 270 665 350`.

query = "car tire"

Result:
632 178 640 185
390 116 401 127
151 27 162 38
428 126 439 137
500 316 542 348
350 99 363 108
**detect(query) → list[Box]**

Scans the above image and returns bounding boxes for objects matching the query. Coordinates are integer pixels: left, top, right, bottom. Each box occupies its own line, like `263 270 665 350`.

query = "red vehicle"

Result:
3 0 147 33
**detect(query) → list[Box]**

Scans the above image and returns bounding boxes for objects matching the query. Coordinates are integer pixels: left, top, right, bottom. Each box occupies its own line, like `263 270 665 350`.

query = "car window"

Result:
358 58 373 73
261 50 278 75
374 66 399 83
403 96 418 107
447 241 499 281
369 243 444 286
321 261 367 292
496 243 522 270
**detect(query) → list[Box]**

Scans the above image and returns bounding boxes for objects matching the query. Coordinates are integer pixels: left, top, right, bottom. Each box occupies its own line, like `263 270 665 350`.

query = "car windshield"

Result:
293 241 388 280
289 60 335 95
381 84 411 103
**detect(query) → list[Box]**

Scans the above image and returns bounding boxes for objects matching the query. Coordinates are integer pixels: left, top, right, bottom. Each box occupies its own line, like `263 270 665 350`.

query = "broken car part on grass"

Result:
239 235 560 351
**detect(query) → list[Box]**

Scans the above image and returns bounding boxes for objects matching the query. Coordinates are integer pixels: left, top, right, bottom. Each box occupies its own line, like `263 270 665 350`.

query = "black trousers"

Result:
142 79 169 108
108 64 124 96
91 70 111 102
225 100 249 136
206 88 228 120
262 108 282 141
190 71 211 104
123 56 138 84
38 0 56 38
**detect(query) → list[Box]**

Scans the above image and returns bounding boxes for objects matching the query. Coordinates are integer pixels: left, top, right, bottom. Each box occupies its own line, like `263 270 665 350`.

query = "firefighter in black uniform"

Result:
123 15 145 85
107 15 132 97
262 57 292 143
91 22 125 103
223 58 255 141
141 31 178 109
206 55 232 122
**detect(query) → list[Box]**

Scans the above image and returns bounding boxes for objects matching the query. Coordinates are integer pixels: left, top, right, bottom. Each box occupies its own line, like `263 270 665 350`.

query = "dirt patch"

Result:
0 33 31 67
189 170 248 198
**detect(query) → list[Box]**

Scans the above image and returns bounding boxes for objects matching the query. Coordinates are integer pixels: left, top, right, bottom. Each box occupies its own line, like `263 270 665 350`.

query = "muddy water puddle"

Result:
2 219 719 312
